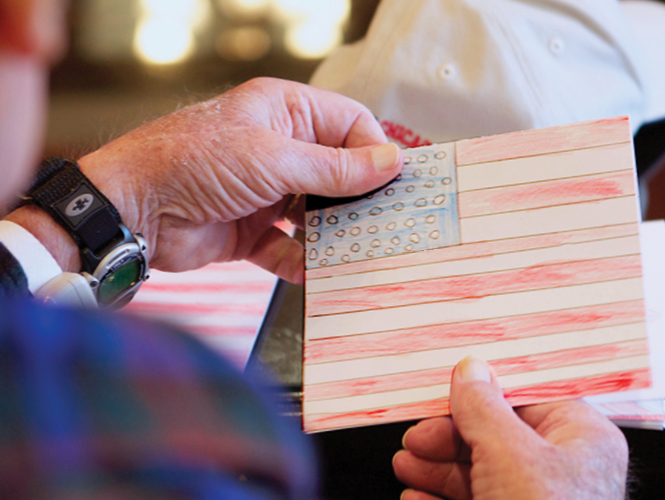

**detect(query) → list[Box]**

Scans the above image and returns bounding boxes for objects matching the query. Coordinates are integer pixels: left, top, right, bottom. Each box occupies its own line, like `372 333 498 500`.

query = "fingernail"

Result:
456 356 491 383
371 143 401 172
392 450 402 468
401 425 415 448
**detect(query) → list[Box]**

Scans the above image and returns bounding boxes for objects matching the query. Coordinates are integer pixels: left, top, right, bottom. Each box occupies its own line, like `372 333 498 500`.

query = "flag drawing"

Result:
303 116 650 432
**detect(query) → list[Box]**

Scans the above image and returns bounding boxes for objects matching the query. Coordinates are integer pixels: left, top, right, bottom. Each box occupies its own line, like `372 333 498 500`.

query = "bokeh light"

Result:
284 20 343 59
134 18 195 64
134 0 211 65
275 0 350 59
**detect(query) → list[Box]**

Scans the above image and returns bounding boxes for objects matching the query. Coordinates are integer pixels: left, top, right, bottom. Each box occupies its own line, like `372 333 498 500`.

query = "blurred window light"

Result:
272 0 350 24
134 18 195 64
284 20 343 59
216 27 271 61
134 0 212 65
217 0 271 20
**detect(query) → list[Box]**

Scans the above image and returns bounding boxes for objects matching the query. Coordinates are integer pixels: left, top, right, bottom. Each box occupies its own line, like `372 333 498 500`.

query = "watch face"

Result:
98 258 142 305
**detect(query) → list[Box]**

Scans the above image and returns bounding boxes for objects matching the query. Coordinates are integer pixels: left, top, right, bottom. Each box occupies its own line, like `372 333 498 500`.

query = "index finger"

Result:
402 417 468 462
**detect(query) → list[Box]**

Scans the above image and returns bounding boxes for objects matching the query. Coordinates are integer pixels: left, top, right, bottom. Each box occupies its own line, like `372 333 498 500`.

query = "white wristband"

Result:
0 220 63 293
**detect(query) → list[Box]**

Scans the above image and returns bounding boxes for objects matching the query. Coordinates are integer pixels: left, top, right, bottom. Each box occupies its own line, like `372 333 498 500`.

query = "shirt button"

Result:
549 37 565 55
438 64 456 80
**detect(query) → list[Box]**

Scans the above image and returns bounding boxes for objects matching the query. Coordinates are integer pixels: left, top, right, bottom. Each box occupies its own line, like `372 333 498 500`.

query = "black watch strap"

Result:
17 157 127 273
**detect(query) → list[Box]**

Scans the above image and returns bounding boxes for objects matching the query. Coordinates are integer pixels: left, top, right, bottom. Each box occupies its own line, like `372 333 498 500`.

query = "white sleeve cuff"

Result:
0 220 63 293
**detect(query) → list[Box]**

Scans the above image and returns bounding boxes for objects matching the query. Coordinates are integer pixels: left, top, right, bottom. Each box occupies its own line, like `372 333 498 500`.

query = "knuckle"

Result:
325 148 354 193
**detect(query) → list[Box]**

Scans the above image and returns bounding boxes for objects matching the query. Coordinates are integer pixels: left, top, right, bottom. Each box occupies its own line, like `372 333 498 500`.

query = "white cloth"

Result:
622 0 665 123
311 0 662 146
0 220 62 293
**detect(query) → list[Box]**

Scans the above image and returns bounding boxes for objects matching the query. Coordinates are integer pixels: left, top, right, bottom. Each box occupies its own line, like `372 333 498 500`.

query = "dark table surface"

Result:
246 279 665 500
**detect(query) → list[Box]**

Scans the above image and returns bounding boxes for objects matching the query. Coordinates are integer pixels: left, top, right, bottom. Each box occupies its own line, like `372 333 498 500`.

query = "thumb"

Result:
450 356 539 453
281 141 403 198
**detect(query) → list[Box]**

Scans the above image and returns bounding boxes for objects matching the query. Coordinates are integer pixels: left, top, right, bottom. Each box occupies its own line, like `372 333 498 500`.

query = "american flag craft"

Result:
303 116 650 433
127 260 278 368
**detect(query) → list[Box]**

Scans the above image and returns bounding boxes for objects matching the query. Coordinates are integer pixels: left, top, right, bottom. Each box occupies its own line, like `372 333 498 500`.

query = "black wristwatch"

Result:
18 157 150 308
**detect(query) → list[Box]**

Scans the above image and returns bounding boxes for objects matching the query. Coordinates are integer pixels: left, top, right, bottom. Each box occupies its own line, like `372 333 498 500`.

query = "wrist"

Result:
9 155 152 307
5 152 153 272
78 148 157 263
5 204 81 272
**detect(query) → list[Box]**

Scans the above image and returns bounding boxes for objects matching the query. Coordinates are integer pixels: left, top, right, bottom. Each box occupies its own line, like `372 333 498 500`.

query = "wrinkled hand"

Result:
392 357 628 500
78 77 402 282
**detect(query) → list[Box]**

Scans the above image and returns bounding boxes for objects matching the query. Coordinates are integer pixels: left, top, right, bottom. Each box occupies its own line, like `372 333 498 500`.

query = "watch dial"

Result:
99 259 142 305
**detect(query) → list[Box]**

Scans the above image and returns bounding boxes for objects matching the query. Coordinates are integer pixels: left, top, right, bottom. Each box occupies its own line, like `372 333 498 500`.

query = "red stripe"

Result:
459 171 635 217
126 302 268 316
306 340 648 400
456 116 630 166
303 368 650 432
503 368 650 406
307 255 643 316
599 401 665 419
304 398 450 433
140 282 274 293
305 300 645 363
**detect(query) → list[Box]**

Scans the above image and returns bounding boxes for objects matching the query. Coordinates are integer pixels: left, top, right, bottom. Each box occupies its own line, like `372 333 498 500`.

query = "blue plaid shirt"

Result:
0 243 317 499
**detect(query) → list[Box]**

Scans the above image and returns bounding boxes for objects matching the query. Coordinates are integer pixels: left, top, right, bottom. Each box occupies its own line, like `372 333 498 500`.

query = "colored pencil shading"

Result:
303 116 649 432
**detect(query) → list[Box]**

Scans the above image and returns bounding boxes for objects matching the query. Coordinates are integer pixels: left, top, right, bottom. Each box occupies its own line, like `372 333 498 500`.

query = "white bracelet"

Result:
0 220 63 293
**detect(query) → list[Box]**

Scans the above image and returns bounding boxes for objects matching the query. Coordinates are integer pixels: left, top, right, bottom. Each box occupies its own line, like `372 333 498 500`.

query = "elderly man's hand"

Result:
9 77 401 283
392 357 629 500
81 77 401 282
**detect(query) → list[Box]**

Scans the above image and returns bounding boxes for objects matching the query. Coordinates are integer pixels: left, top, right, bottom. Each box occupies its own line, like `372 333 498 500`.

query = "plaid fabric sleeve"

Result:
0 298 318 500
0 243 29 299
